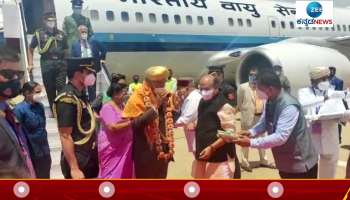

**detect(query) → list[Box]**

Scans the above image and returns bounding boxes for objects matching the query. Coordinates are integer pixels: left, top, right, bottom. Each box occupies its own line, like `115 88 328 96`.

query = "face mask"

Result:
248 75 257 85
33 92 46 103
81 33 88 40
317 81 330 91
154 87 167 96
256 89 268 100
46 21 56 29
0 79 21 98
201 89 214 101
133 79 139 83
73 8 82 15
84 74 96 87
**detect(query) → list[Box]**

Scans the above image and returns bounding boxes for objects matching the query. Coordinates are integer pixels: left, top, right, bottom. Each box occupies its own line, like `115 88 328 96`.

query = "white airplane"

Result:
8 0 350 94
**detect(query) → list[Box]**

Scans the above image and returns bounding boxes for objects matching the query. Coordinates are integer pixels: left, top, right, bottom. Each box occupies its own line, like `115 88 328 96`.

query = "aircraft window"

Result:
246 19 252 27
325 27 329 31
208 17 214 25
348 25 350 31
343 25 347 31
289 21 295 29
106 11 114 21
174 15 181 24
186 15 193 25
271 20 276 28
331 26 335 31
162 14 169 24
281 21 285 29
238 18 243 27
197 16 204 25
337 24 341 31
228 18 234 26
121 12 129 22
149 13 157 23
312 27 316 30
90 10 99 21
306 27 309 30
136 12 143 23
298 27 302 30
318 27 323 30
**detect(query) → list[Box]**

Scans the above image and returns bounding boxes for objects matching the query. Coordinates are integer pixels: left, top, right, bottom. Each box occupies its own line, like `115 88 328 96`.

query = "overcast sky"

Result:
280 0 349 7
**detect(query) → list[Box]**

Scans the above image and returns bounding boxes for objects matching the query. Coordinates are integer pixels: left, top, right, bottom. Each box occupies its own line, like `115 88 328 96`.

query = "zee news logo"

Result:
296 1 333 27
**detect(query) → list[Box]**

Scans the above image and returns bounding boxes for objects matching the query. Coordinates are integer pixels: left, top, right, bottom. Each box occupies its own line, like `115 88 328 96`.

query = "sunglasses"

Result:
0 69 24 80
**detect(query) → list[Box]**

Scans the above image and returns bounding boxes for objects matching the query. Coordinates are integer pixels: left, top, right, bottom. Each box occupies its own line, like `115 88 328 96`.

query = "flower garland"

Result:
143 87 175 161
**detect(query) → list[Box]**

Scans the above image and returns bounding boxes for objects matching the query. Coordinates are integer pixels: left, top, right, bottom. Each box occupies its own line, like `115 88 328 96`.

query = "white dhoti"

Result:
310 120 339 179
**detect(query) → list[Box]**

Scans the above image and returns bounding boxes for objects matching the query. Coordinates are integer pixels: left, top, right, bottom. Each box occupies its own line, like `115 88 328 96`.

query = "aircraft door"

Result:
268 17 280 37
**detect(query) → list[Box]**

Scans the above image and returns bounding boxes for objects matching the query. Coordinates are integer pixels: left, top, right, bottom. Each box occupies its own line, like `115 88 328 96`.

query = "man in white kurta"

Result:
175 78 202 155
298 66 349 178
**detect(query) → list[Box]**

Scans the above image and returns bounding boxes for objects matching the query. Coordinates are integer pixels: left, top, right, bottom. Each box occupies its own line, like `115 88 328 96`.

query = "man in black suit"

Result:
0 46 35 178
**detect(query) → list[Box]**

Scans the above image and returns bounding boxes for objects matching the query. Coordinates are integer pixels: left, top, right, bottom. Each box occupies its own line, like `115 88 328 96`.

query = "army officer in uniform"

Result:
28 12 68 111
54 57 98 179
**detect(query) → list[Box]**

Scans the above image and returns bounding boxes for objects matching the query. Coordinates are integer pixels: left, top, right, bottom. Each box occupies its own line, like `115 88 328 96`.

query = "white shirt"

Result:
176 90 202 125
80 40 92 58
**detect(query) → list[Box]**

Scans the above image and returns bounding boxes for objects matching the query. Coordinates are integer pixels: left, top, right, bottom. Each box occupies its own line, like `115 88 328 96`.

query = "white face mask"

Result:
33 92 46 103
256 89 268 100
46 21 56 29
317 81 330 91
201 89 214 101
73 8 82 15
81 33 88 40
84 74 96 87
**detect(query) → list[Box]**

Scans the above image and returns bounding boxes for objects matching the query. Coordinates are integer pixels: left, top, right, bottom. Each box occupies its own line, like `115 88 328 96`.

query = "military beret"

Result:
71 0 84 7
67 57 96 74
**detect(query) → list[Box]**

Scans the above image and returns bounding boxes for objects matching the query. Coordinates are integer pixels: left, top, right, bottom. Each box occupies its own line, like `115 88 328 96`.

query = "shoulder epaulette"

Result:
54 92 77 104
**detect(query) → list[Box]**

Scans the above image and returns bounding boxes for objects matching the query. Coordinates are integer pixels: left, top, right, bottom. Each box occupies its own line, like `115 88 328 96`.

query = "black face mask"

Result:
133 79 139 83
0 79 21 98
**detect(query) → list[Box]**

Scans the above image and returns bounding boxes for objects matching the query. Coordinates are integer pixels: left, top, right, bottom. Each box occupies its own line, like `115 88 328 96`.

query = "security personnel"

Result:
28 12 68 111
54 57 98 179
63 0 94 54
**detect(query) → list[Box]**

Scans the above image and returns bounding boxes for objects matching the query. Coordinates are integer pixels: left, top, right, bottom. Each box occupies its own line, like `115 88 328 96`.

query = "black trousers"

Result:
33 155 52 179
279 164 318 179
40 59 67 110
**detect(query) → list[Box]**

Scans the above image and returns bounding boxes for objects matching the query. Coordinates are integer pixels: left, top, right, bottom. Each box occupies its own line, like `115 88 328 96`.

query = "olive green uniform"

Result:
54 83 98 179
30 28 68 110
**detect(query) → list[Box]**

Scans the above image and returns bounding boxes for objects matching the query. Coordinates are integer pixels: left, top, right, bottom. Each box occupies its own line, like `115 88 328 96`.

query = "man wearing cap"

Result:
298 66 350 178
123 66 177 178
175 78 202 156
54 57 98 179
63 0 94 54
28 12 68 111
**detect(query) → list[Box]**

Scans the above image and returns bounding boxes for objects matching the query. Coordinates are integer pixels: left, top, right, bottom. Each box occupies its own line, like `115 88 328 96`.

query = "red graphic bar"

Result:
2 180 350 199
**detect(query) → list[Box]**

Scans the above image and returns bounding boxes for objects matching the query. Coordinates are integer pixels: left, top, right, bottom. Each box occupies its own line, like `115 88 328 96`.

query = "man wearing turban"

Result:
298 66 350 178
123 66 178 178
